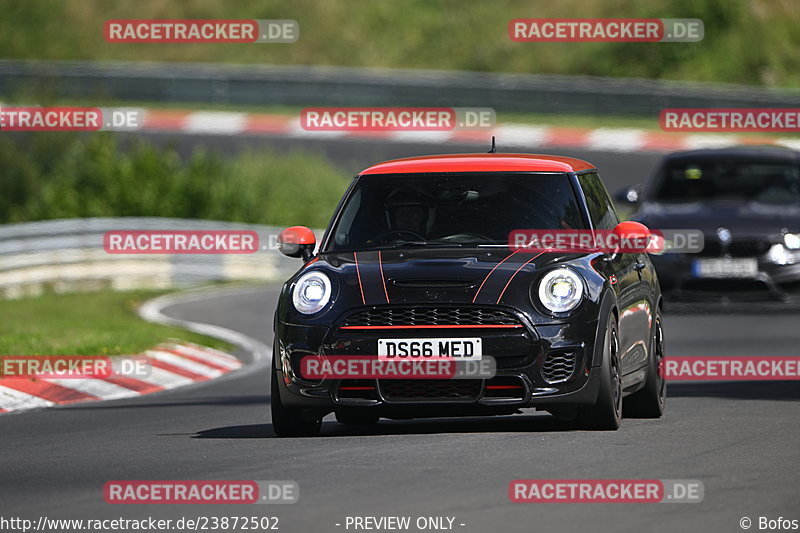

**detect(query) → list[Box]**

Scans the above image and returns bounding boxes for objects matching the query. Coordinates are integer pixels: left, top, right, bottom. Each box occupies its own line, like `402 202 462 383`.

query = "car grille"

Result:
540 352 577 384
342 307 521 327
699 239 771 257
379 379 482 400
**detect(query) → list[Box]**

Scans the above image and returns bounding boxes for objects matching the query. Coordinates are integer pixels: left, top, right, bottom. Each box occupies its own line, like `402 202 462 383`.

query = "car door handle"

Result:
633 261 646 271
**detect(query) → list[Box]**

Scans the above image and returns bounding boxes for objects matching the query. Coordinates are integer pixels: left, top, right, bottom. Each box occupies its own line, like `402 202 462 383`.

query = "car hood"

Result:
633 201 800 239
317 248 577 306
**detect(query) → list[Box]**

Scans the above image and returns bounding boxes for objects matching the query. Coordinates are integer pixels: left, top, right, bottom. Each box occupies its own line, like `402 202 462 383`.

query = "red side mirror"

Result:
612 221 651 253
278 226 316 260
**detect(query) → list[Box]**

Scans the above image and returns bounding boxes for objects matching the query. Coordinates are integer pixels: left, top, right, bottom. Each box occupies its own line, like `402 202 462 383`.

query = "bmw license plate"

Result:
378 338 482 361
691 258 758 278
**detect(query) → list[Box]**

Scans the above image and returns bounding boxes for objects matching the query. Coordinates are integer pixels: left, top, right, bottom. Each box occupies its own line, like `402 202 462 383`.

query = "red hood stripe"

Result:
472 249 521 303
378 251 390 303
353 252 366 305
496 252 544 304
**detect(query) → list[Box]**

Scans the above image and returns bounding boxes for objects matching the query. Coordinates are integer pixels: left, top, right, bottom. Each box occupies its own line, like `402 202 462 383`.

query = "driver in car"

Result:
383 189 433 240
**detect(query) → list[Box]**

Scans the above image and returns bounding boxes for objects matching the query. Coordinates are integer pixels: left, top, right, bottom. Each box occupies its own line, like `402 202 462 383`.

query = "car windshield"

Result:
651 159 800 204
324 173 585 251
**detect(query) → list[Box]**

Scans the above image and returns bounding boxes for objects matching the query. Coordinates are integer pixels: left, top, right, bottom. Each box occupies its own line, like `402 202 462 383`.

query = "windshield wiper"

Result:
368 240 465 250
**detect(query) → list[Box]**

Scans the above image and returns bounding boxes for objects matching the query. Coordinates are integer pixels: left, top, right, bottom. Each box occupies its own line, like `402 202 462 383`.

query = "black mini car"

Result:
619 146 800 302
272 153 665 436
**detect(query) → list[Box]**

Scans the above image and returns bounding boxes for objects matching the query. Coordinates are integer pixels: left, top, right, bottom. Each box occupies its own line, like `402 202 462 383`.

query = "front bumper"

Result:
274 312 602 414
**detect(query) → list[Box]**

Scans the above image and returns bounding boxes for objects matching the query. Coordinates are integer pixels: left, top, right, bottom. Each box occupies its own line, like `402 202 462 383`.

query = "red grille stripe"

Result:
339 324 522 330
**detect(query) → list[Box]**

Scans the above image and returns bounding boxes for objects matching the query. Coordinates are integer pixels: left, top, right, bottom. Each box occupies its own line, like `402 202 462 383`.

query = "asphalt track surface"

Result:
2 136 799 533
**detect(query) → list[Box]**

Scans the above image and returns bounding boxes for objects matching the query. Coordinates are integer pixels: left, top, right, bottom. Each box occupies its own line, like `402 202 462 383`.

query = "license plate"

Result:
377 338 482 361
692 258 758 279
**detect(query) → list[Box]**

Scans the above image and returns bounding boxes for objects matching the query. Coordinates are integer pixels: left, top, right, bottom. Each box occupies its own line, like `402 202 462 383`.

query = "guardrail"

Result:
2 60 799 117
0 218 316 299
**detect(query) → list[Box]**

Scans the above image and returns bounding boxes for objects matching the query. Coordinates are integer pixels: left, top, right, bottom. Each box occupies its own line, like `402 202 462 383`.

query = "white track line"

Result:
134 366 195 389
44 378 140 401
682 134 740 149
145 349 223 378
0 385 55 410
586 128 646 152
185 112 248 135
138 285 272 363
0 284 270 415
389 131 454 143
492 124 551 148
167 343 242 369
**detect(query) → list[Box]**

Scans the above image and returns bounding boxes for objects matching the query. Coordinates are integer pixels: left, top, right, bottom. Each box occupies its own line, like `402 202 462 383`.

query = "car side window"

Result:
578 172 619 230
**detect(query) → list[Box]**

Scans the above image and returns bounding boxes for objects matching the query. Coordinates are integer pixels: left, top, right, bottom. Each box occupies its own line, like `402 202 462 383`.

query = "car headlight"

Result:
784 233 800 250
537 268 584 314
292 271 332 314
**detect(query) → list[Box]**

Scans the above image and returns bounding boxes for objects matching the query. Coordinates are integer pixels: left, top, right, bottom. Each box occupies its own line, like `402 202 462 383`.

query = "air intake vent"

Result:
342 307 521 327
541 352 577 384
379 379 481 401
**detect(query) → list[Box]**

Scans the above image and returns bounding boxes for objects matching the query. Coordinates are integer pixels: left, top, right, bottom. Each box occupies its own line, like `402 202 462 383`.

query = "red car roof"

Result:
359 153 596 175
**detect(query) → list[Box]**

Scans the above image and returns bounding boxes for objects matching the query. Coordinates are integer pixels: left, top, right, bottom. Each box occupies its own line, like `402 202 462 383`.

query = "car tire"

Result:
623 309 666 418
270 351 322 438
335 409 380 425
575 316 622 431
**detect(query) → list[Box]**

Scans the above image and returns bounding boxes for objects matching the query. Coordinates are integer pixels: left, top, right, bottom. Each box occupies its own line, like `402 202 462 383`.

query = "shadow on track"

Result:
193 413 580 439
65 394 270 410
668 381 800 401
193 424 274 438
193 382 800 439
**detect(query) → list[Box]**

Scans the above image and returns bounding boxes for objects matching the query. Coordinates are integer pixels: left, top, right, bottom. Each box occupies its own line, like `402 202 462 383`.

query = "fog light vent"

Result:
541 351 577 384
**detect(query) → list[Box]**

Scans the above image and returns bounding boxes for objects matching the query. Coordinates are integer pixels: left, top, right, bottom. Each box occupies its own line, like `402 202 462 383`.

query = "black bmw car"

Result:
620 146 800 302
272 153 665 436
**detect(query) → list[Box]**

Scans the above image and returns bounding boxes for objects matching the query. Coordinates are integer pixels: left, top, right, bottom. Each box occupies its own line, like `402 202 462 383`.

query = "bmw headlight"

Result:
784 233 800 250
537 268 584 314
292 271 332 314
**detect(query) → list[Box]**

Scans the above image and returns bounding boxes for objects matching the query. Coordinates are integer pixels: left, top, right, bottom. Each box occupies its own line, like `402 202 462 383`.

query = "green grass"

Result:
1 0 800 87
0 289 231 356
0 132 351 227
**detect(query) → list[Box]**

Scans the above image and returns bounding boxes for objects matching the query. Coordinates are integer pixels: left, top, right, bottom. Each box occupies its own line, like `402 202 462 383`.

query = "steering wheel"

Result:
373 229 426 243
